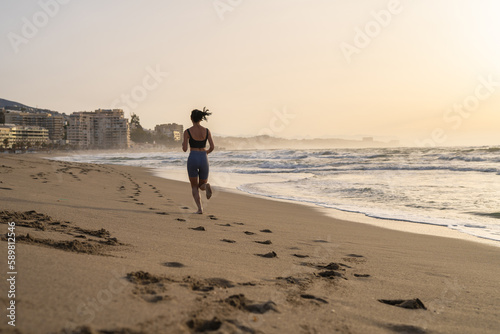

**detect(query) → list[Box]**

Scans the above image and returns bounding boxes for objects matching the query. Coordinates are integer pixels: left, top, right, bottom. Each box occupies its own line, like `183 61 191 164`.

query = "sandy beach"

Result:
1 154 499 334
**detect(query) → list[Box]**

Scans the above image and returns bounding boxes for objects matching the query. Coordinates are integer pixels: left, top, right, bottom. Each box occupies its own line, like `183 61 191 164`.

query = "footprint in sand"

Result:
221 239 236 243
254 240 272 245
176 218 186 222
187 277 235 292
260 229 272 233
343 254 366 264
186 318 222 332
386 325 428 334
255 251 277 258
217 223 231 227
292 254 309 258
354 274 371 278
316 270 344 279
156 212 169 215
234 222 244 225
378 298 427 310
208 215 218 220
190 226 206 231
317 263 344 270
244 231 256 235
163 262 185 268
300 294 328 304
299 262 348 275
224 294 278 314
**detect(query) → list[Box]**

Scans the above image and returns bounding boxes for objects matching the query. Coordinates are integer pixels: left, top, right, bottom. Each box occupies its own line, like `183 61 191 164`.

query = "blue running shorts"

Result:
187 151 209 180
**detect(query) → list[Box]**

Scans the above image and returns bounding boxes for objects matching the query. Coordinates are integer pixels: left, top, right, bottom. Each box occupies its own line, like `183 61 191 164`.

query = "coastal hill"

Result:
0 98 31 109
0 98 63 115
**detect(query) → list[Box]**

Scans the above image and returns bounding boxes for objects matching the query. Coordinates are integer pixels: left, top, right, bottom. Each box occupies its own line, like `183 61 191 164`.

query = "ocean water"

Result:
53 146 500 244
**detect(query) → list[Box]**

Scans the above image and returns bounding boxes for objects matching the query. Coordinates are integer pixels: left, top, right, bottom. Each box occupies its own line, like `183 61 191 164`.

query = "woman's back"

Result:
187 125 208 149
188 125 208 141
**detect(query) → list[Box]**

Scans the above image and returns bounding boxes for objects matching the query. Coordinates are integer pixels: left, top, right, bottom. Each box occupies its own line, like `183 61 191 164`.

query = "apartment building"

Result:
2 111 64 141
0 124 49 148
155 123 183 141
0 126 10 147
67 109 130 149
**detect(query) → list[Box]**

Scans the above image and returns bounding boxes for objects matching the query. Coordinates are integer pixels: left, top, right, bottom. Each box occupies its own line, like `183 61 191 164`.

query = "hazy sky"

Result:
1 0 499 146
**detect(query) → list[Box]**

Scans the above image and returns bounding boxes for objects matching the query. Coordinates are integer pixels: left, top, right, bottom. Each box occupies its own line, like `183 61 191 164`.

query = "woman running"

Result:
182 107 215 214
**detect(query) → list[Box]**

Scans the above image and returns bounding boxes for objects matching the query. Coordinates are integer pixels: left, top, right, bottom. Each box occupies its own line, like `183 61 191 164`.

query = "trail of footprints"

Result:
22 160 121 186
117 173 177 218
25 161 172 219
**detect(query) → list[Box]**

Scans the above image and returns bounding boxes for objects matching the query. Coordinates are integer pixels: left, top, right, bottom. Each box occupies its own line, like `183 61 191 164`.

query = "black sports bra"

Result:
187 128 208 148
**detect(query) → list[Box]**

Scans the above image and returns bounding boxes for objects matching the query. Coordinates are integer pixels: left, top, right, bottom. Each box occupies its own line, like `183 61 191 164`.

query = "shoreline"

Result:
152 168 500 248
1 154 499 333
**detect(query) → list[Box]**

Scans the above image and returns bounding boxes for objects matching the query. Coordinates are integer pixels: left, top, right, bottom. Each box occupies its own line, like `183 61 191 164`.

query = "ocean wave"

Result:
319 151 338 156
485 147 500 152
470 212 500 219
347 165 500 174
339 187 377 195
215 164 500 175
437 155 486 162
366 154 391 159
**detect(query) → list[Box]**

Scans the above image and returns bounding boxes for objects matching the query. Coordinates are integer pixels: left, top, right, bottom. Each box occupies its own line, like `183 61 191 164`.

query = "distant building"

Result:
2 110 64 141
0 124 49 148
155 123 183 141
3 111 22 124
67 109 130 149
0 125 10 147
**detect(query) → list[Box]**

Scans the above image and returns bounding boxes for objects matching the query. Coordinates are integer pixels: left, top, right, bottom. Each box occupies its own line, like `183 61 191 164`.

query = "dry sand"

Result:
0 154 499 334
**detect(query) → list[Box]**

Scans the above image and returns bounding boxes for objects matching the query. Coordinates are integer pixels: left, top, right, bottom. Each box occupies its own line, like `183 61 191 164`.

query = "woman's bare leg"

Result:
189 177 203 214
199 180 212 200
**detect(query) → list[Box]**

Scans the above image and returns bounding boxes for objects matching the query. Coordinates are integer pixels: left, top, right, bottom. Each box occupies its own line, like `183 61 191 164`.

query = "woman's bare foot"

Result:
206 183 212 200
195 209 203 214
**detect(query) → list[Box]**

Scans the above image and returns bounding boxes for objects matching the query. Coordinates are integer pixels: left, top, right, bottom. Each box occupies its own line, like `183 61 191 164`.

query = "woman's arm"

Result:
182 130 189 152
206 129 215 154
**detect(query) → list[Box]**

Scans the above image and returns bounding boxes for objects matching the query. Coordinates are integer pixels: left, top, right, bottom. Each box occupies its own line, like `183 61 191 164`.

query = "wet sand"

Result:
0 154 499 333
